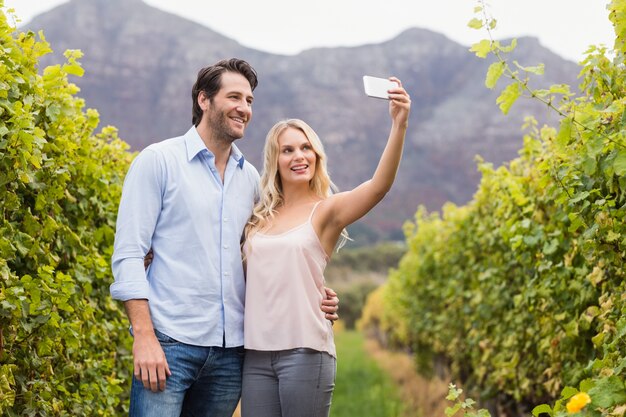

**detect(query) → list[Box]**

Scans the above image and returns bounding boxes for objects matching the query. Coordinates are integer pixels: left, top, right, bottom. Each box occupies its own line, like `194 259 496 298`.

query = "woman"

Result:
241 77 411 417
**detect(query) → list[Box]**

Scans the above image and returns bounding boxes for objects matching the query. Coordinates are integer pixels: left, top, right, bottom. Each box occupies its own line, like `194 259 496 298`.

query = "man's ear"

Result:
198 91 209 112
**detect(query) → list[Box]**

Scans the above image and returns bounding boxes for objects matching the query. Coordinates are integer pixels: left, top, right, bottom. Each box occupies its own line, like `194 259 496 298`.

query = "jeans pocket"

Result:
154 329 180 345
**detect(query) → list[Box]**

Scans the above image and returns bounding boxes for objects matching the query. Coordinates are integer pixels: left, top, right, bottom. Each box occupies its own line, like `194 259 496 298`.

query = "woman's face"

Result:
276 127 317 186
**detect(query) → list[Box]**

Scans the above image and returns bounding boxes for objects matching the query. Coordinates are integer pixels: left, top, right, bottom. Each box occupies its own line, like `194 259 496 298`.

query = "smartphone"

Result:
363 75 398 100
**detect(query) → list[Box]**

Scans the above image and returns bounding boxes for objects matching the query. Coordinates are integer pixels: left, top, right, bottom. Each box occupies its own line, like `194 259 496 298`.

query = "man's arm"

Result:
143 252 340 322
322 287 339 321
111 150 163 301
110 149 168 392
125 300 171 392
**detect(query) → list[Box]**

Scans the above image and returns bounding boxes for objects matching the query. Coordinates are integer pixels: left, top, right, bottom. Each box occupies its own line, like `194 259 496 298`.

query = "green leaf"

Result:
568 213 584 232
556 117 572 147
588 376 626 408
579 380 595 393
485 62 505 89
0 364 17 410
18 171 32 184
499 38 518 53
532 404 552 417
445 404 462 417
591 332 605 347
523 234 540 246
532 89 551 99
561 386 578 399
513 61 545 75
542 239 558 255
446 384 462 400
581 155 597 175
467 18 483 30
462 398 476 408
606 230 620 242
62 63 85 77
585 134 604 157
613 149 626 176
549 84 571 95
496 82 521 115
570 191 590 204
470 40 492 58
45 103 61 120
600 102 621 113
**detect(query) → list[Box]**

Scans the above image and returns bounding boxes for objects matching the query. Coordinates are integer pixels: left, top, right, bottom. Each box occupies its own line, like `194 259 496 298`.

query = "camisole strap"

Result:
308 200 324 223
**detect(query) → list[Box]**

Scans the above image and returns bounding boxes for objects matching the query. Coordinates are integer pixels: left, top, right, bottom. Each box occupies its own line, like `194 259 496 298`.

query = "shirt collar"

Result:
230 143 246 169
184 126 245 169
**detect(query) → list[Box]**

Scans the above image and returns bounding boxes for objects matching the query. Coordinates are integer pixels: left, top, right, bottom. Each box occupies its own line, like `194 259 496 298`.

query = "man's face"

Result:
202 72 254 141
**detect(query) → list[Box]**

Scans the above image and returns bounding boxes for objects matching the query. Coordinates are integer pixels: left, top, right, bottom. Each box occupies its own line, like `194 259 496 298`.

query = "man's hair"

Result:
191 58 258 126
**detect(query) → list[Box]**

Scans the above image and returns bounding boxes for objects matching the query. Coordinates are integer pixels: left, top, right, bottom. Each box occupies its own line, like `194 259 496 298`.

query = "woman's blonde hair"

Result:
245 119 348 248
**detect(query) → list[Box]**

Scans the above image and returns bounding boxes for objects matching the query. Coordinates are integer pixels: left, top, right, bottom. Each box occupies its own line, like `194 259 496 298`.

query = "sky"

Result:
2 0 616 63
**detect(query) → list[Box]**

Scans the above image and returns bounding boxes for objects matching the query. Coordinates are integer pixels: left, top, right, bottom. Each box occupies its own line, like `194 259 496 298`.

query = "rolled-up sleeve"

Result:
110 149 163 301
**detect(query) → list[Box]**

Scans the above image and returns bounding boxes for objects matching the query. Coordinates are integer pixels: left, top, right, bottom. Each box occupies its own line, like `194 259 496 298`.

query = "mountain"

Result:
24 0 579 242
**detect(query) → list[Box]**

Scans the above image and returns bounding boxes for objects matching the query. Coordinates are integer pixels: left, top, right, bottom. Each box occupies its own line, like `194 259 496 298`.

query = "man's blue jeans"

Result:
129 329 244 417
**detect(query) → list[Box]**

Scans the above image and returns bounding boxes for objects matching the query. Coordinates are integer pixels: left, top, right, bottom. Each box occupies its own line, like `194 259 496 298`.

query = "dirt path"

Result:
364 338 452 417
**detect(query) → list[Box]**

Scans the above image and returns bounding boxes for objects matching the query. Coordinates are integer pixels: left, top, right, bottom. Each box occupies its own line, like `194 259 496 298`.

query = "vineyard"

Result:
361 1 626 416
2 0 626 415
0 3 134 414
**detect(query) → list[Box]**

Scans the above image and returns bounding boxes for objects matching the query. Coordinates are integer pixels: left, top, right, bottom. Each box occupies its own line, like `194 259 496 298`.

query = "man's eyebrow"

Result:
225 90 254 100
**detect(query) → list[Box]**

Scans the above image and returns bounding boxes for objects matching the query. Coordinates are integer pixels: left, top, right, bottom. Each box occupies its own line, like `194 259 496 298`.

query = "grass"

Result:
332 330 406 417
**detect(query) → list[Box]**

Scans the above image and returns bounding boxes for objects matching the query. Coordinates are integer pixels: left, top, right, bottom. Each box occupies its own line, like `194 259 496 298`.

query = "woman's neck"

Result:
280 184 318 208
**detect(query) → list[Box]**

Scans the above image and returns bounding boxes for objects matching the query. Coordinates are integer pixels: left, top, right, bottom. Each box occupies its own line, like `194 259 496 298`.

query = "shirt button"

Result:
224 272 230 276
223 245 229 249
223 218 229 222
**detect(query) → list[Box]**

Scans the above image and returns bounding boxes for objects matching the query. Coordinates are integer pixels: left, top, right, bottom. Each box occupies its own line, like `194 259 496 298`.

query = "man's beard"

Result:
207 107 244 143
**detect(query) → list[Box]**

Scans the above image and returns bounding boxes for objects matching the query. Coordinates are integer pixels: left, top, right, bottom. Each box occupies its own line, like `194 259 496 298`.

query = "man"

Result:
111 58 338 417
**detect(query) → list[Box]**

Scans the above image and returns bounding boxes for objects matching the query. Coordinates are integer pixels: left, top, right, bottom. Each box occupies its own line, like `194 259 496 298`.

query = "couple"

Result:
110 58 411 417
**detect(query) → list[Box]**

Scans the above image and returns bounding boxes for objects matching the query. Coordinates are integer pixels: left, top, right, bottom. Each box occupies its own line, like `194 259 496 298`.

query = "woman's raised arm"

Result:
319 77 411 234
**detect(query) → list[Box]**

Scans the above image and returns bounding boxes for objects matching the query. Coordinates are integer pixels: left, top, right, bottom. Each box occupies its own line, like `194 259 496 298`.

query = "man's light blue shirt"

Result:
110 126 259 347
